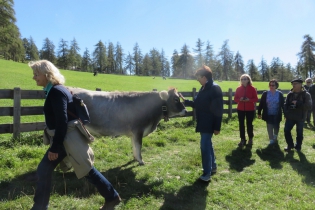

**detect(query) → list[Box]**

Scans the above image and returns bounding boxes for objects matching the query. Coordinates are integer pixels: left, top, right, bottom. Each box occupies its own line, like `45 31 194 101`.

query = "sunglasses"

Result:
241 78 248 81
269 85 276 87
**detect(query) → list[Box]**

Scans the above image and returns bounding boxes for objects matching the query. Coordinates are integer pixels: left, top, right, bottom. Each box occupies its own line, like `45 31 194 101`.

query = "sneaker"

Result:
247 139 253 145
238 139 246 147
100 195 121 210
199 173 211 182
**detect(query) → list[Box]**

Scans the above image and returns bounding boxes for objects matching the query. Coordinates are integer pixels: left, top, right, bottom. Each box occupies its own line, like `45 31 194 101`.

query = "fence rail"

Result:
0 87 291 138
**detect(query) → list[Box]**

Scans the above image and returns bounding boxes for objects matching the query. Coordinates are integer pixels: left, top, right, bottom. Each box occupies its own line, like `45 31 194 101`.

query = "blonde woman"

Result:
234 74 258 147
29 60 120 210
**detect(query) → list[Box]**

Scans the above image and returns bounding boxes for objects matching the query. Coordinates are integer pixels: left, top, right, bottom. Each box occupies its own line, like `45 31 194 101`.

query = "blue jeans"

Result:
284 119 304 149
31 147 119 210
200 133 216 176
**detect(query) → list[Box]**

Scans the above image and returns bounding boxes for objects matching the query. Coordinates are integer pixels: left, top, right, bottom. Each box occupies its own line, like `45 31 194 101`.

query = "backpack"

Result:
68 94 90 125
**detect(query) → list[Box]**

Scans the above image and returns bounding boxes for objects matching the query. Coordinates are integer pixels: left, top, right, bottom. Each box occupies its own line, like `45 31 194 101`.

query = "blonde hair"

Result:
240 74 253 86
28 60 65 85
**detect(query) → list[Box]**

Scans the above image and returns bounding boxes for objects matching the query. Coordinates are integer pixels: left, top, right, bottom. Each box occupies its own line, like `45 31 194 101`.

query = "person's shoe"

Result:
247 139 253 145
100 195 121 210
199 173 211 182
284 146 294 152
238 139 246 147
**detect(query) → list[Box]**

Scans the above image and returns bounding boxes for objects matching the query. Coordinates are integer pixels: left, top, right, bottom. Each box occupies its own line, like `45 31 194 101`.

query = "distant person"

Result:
179 65 223 182
28 60 121 210
284 78 312 152
257 79 284 145
304 77 313 126
234 74 258 147
93 71 98 76
163 76 166 80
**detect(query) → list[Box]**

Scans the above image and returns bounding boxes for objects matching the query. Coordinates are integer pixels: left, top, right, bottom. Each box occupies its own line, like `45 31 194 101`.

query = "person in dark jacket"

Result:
234 74 258 147
179 65 223 182
257 79 284 145
303 78 313 126
29 60 121 210
284 78 312 152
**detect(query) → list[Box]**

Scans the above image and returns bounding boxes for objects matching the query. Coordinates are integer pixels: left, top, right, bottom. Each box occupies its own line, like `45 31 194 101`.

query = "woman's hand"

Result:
214 130 220 135
48 151 59 161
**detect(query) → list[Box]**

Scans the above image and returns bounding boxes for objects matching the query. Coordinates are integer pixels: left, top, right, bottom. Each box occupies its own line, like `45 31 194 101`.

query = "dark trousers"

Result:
284 119 304 149
31 147 119 210
237 110 255 140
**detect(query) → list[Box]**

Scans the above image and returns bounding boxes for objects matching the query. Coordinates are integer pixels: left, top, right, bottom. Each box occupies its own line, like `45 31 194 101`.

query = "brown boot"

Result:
100 195 121 210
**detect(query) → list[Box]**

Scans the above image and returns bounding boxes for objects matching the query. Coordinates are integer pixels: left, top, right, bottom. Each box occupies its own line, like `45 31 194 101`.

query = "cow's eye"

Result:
174 97 179 103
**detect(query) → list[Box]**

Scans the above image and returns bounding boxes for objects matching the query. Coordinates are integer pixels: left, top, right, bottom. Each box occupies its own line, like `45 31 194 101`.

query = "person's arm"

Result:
257 91 266 116
248 86 258 103
49 89 69 153
211 85 223 132
234 87 241 103
179 93 195 108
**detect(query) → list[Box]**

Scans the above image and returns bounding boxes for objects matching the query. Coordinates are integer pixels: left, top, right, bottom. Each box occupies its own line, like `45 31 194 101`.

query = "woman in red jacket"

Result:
234 74 258 147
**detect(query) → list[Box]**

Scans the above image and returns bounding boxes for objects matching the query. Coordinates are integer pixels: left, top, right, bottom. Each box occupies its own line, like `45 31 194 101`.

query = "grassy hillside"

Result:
1 59 314 210
0 59 293 92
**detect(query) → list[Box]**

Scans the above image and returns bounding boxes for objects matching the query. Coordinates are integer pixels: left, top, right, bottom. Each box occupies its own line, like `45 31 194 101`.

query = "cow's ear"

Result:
159 90 169 101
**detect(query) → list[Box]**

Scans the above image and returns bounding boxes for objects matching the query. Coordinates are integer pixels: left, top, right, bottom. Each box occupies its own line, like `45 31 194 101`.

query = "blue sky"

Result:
14 0 315 67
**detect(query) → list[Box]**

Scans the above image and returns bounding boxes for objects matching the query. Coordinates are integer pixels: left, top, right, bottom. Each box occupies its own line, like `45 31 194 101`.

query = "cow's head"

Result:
159 89 186 118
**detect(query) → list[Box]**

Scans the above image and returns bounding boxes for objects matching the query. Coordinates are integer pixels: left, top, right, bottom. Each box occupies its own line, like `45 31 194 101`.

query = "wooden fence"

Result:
0 87 290 138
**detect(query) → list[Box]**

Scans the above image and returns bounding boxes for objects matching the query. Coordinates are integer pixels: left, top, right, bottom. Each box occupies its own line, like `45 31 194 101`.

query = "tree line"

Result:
1 1 315 81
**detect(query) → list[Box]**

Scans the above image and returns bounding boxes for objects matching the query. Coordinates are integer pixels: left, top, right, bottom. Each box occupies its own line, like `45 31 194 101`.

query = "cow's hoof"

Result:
138 161 145 166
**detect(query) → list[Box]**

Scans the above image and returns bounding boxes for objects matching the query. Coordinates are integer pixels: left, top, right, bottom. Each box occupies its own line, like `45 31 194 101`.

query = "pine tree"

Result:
298 34 315 78
68 38 81 70
204 41 215 70
133 43 142 75
40 38 56 63
258 57 269 81
57 39 69 69
193 38 204 68
142 53 152 76
124 52 134 75
93 40 107 73
81 48 92 72
171 50 180 77
217 40 233 80
234 51 245 79
115 42 124 74
178 44 194 79
107 42 115 73
149 48 161 76
246 59 260 81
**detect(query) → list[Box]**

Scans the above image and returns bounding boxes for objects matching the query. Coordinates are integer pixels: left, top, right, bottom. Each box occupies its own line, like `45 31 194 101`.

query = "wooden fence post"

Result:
228 88 233 118
192 88 196 121
13 87 21 139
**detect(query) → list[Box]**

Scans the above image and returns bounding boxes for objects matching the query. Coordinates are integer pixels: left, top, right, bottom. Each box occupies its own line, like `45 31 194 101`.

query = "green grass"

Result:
1 59 314 210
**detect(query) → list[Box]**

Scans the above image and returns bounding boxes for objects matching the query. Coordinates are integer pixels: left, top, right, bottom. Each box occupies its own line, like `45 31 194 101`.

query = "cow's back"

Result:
68 88 163 136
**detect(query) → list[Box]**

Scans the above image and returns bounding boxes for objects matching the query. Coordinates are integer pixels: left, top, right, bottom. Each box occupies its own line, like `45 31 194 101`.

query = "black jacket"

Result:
184 80 223 133
44 85 76 153
284 89 312 121
257 90 284 123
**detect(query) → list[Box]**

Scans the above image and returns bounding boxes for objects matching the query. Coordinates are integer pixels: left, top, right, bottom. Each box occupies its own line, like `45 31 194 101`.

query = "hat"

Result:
291 78 303 83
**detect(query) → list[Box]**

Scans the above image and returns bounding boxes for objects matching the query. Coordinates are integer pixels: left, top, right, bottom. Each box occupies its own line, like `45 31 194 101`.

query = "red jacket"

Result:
234 85 258 111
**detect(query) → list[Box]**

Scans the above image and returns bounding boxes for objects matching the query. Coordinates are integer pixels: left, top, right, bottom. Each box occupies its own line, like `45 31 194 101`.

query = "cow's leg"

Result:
131 131 144 165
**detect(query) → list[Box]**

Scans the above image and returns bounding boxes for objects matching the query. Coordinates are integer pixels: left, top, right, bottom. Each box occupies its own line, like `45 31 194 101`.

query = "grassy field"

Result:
1 60 315 210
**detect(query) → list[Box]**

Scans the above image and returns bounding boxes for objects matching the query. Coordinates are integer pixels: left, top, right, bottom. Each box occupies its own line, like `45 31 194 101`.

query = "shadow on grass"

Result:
286 151 315 187
256 144 285 169
159 180 209 210
225 146 255 172
0 160 211 209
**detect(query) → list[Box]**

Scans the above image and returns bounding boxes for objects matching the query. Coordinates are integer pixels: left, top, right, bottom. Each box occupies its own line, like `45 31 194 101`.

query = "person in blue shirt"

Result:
257 79 284 145
179 65 223 182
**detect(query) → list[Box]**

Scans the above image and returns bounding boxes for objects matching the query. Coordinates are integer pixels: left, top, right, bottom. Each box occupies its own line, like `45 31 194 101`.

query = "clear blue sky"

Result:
14 0 315 68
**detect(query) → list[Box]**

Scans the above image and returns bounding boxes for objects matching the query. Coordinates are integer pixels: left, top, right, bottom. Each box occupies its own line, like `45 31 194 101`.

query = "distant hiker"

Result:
93 71 98 76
